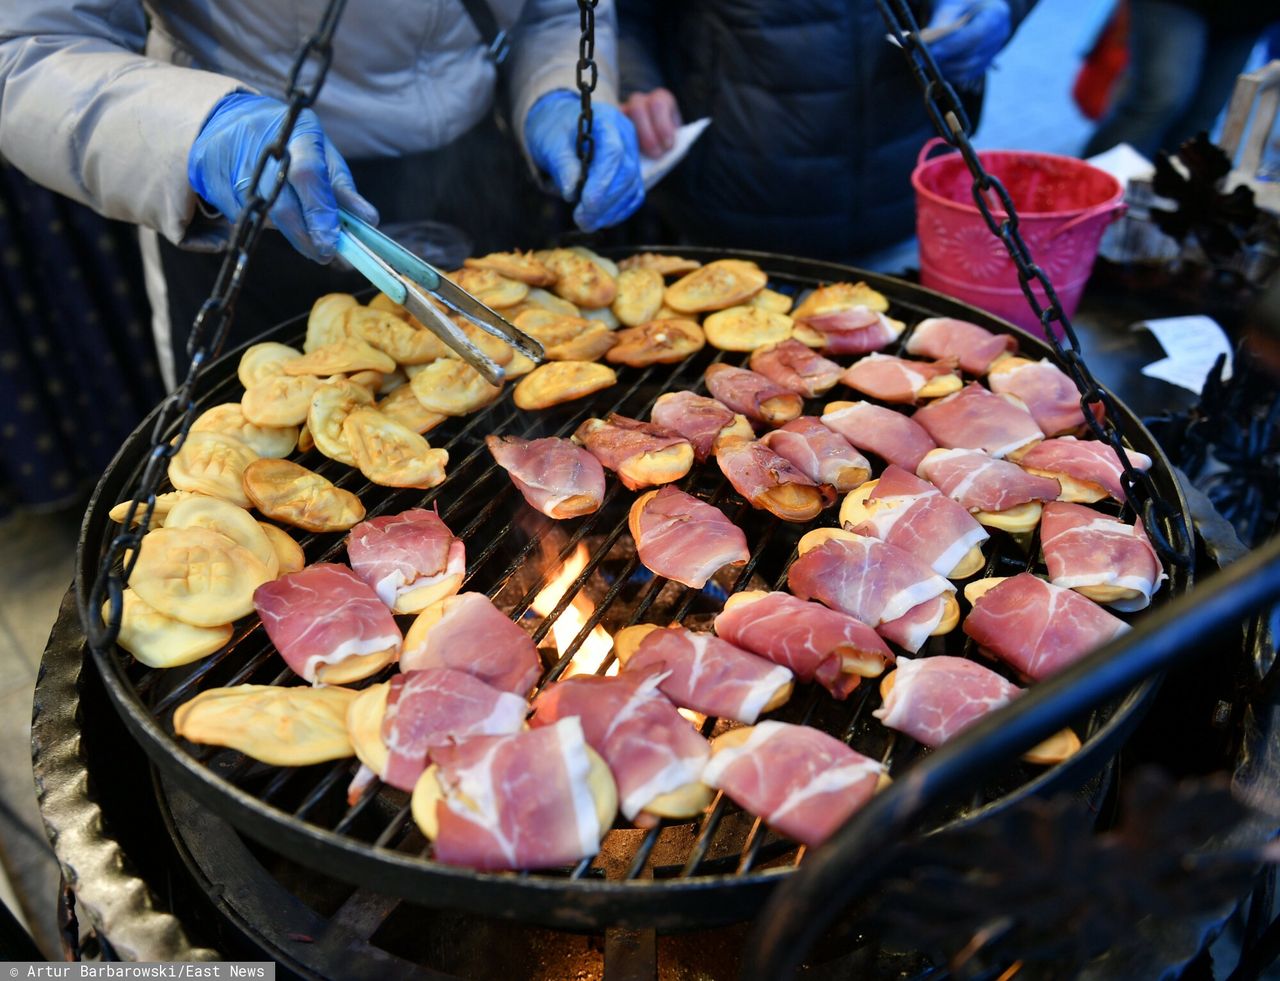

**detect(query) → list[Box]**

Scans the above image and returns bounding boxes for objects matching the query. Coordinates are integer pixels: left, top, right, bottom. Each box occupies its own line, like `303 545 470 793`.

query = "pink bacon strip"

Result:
702 721 884 848
532 672 708 823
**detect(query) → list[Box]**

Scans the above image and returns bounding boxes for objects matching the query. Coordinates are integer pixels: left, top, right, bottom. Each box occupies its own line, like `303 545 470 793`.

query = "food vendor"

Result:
0 0 644 384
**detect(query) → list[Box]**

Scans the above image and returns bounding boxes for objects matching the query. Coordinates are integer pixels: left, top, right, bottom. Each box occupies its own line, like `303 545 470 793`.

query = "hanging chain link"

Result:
571 0 599 207
876 0 1192 567
84 0 349 651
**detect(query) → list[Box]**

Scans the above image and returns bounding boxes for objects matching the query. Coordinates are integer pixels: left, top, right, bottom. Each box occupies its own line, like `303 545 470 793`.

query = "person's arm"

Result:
506 0 644 232
504 0 621 166
0 0 241 245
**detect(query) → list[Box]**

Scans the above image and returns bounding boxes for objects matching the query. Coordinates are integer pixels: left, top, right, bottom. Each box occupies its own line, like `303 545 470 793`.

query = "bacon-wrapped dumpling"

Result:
821 401 937 472
614 624 794 724
963 574 1130 681
629 486 749 589
912 382 1044 459
402 592 542 696
872 656 1081 764
1015 436 1152 504
904 317 1016 375
1040 502 1164 611
704 363 803 426
748 338 843 397
917 447 1060 535
839 353 961 404
649 390 753 462
573 414 695 491
788 529 959 654
486 435 606 519
714 590 893 698
347 508 465 613
703 721 885 847
531 672 712 826
716 438 835 523
412 718 617 871
255 564 402 684
346 668 528 797
988 357 1093 436
839 465 988 579
760 417 871 494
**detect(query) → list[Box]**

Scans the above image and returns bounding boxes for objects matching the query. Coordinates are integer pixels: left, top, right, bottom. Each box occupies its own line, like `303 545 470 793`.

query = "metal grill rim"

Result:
75 248 1189 931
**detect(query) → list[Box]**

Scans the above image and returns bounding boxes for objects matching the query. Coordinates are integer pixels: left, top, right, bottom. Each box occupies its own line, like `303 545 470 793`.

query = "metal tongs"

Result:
335 209 544 385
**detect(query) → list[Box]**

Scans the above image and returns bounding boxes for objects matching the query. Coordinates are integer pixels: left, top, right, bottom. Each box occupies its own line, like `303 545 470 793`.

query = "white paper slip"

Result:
640 117 711 191
1086 143 1155 187
1135 315 1233 394
1140 357 1221 394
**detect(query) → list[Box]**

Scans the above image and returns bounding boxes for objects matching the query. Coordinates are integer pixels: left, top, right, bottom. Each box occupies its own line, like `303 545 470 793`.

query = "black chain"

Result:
876 0 1192 568
571 0 599 207
84 0 349 651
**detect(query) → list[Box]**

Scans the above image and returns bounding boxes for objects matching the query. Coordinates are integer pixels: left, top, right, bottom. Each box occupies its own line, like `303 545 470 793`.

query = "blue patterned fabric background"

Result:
0 160 165 519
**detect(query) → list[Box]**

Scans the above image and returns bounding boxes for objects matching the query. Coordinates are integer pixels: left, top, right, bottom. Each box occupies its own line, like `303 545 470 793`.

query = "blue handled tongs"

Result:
335 209 544 385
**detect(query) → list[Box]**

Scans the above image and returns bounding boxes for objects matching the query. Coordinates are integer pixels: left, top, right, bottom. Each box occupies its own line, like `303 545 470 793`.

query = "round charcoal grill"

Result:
75 248 1192 932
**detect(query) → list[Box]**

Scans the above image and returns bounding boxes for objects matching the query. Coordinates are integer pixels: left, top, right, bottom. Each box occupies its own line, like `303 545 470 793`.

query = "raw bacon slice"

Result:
716 438 836 522
1040 502 1164 612
913 382 1044 459
381 668 528 791
531 672 709 823
573 414 694 491
760 417 871 493
347 508 465 613
714 591 893 698
905 317 1017 375
963 573 1130 680
704 363 803 425
748 338 843 397
877 596 952 653
255 563 402 683
839 354 957 404
796 307 900 355
621 626 793 724
988 358 1090 436
787 533 955 654
630 486 749 589
402 592 542 695
873 655 1021 747
429 718 607 870
650 391 751 462
485 435 606 520
702 721 884 848
1016 436 1152 503
851 465 989 577
918 448 1061 513
822 401 937 472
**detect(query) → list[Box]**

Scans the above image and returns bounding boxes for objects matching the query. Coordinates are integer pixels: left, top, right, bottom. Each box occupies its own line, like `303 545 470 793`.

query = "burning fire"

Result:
532 543 616 677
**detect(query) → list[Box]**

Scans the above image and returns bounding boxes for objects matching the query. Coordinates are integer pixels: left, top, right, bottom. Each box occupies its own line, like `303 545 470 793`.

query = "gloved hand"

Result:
525 90 645 233
188 92 379 262
925 0 1012 90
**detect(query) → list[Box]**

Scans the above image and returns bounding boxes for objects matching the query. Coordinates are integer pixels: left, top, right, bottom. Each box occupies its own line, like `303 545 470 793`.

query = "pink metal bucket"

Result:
912 139 1126 335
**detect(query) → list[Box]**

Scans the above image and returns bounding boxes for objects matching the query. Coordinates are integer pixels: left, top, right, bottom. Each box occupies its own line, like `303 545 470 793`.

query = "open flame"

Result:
532 543 616 677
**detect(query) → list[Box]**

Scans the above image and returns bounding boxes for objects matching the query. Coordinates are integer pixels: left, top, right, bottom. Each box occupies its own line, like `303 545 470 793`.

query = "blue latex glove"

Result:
188 92 379 262
925 0 1012 90
525 90 645 233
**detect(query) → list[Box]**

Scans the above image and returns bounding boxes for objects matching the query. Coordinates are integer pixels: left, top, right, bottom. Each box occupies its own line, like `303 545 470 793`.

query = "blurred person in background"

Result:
1083 1 1276 159
617 1 1035 265
0 1 644 385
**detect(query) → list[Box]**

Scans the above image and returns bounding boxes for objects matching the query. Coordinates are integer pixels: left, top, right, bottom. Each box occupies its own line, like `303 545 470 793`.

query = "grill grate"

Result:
81 250 1188 930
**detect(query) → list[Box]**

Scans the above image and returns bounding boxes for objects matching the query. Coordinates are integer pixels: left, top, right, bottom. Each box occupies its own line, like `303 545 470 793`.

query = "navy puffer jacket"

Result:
619 0 1035 261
